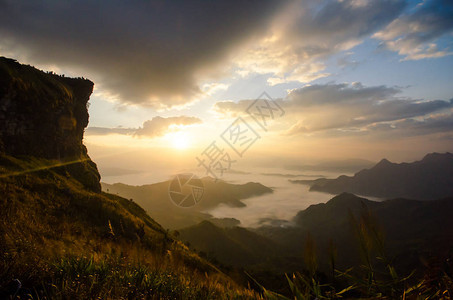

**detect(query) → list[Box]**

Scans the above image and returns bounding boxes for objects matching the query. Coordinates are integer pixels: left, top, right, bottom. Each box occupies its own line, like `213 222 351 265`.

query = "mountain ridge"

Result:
291 152 453 200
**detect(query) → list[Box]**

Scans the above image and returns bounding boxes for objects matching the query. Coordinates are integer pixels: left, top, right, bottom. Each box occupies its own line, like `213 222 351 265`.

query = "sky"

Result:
1 0 453 178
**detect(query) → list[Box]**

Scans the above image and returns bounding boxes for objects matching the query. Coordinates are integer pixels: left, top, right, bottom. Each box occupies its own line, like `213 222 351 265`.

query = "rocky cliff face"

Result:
0 57 101 192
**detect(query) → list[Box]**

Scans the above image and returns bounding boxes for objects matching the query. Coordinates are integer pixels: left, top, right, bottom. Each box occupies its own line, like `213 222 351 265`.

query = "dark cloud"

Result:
310 111 453 139
286 83 452 133
0 0 410 103
0 0 287 107
2 0 447 108
235 0 406 83
374 0 453 60
214 83 453 135
85 115 201 137
367 112 453 137
291 0 405 44
285 82 400 107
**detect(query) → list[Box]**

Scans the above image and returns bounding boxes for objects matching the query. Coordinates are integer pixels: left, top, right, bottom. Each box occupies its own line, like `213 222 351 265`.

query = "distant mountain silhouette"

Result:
286 158 375 173
102 178 272 229
292 153 453 200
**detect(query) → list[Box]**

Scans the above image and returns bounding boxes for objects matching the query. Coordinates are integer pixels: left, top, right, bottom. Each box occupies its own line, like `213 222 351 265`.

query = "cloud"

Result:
134 116 202 137
214 82 453 137
337 52 360 69
201 82 229 96
85 115 202 138
233 0 405 84
2 0 448 109
0 0 287 108
367 112 453 137
85 127 135 136
285 83 452 134
0 0 410 108
373 0 453 60
213 99 264 118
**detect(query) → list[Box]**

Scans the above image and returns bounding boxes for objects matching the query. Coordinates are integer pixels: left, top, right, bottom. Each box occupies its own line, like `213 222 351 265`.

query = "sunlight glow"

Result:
170 132 190 149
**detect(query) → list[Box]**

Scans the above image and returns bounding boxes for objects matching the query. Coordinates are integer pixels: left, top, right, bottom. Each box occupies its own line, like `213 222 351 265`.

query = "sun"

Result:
170 132 190 149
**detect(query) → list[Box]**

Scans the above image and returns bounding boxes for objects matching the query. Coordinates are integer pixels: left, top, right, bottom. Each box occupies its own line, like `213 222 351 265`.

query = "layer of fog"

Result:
101 165 348 228
205 169 339 227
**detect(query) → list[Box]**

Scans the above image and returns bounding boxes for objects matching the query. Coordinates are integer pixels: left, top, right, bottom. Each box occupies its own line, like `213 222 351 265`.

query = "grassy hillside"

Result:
179 220 280 267
0 154 259 299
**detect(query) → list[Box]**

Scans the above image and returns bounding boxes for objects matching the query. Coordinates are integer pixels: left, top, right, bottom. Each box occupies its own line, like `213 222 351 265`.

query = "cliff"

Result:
0 57 101 192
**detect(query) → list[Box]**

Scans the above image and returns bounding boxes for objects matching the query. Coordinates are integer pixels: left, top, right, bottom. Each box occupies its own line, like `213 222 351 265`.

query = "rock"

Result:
0 57 101 192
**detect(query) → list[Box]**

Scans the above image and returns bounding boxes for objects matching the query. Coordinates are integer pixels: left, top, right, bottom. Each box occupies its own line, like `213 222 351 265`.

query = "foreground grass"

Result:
0 154 259 299
253 208 453 299
3 254 256 299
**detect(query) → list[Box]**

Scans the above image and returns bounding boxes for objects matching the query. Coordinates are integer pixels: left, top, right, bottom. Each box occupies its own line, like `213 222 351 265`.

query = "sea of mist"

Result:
101 166 349 228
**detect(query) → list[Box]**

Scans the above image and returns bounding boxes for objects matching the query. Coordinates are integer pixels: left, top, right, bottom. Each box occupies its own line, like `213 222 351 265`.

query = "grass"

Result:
0 154 260 299
251 204 453 299
31 254 257 299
